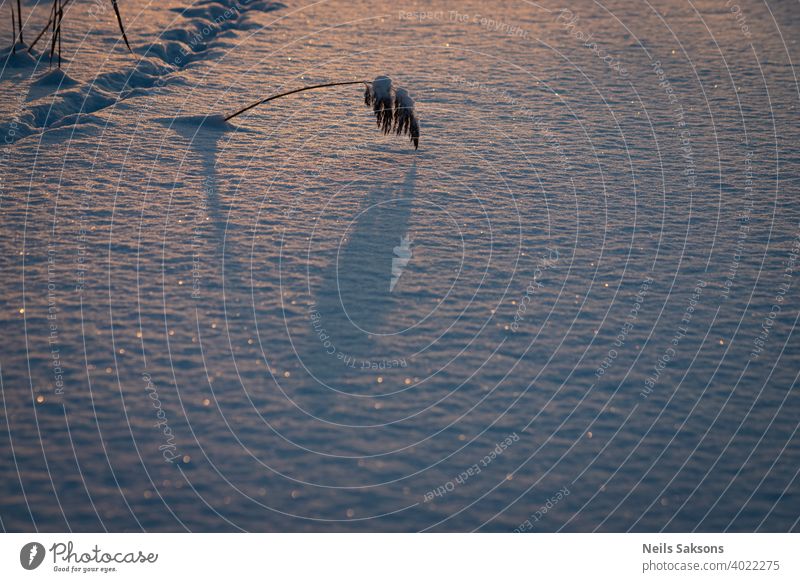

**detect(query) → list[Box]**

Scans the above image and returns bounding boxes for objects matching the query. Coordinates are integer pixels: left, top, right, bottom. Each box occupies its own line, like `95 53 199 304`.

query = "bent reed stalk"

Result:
224 76 421 149
224 81 370 121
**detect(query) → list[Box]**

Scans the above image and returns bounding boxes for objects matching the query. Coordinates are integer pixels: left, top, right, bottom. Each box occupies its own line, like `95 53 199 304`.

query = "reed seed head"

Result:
364 75 420 149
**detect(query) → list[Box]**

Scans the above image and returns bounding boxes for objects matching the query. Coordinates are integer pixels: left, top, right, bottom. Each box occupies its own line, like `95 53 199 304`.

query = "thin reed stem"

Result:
16 0 23 45
110 0 132 53
224 81 371 121
49 0 57 65
29 0 71 52
11 4 16 55
57 0 63 68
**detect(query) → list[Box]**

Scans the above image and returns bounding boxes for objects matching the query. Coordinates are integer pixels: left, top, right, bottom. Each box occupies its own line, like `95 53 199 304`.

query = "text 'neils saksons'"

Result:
643 543 724 554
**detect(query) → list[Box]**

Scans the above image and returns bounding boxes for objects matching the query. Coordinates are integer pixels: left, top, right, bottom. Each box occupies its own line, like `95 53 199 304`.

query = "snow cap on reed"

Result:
365 75 420 149
365 75 394 134
393 87 419 150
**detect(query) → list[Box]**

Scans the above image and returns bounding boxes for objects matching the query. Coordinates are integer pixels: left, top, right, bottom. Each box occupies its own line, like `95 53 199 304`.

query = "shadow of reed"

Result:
299 164 418 395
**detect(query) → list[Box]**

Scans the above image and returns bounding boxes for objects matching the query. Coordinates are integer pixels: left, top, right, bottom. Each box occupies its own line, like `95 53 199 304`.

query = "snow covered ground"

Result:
1 0 799 531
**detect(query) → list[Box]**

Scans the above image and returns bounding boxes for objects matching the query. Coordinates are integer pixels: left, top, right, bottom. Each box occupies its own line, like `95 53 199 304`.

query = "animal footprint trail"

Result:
1 0 285 144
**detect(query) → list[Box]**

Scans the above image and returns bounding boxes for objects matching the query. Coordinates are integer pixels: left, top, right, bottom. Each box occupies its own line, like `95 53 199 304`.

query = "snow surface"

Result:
1 0 799 532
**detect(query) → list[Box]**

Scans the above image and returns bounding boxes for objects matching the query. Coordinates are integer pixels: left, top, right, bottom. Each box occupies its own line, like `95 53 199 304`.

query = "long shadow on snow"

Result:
165 114 252 285
298 164 417 406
